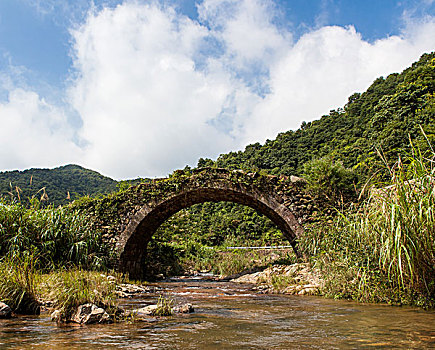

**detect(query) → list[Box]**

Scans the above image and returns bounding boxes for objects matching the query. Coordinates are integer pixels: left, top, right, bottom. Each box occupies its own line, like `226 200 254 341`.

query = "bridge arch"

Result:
115 171 305 279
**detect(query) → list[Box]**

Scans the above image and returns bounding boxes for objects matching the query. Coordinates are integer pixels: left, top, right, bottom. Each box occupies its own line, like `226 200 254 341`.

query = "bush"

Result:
303 156 358 205
0 200 110 269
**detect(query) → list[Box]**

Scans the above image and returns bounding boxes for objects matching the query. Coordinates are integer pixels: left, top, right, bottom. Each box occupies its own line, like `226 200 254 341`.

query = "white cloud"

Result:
68 0 435 178
0 88 82 171
70 2 251 178
198 0 289 64
69 0 295 178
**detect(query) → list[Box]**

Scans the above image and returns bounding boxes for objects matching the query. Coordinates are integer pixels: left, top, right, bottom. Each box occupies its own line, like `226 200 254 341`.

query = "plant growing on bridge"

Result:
303 156 358 205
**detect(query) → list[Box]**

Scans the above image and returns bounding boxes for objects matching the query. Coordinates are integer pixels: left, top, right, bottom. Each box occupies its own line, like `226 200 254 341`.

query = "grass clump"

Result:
41 269 119 321
153 295 174 316
269 274 298 292
211 250 261 277
0 254 40 314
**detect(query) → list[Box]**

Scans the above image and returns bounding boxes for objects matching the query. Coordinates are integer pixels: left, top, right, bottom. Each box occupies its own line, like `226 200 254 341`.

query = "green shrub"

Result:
0 201 109 269
303 156 358 205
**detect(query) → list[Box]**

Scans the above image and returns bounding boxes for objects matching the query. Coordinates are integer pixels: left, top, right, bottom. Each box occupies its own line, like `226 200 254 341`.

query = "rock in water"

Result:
116 283 153 298
71 303 110 324
50 309 61 322
0 302 12 319
173 303 194 314
131 304 159 319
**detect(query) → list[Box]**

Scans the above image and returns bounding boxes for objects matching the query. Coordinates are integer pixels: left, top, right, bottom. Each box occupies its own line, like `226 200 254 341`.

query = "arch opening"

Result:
117 187 303 279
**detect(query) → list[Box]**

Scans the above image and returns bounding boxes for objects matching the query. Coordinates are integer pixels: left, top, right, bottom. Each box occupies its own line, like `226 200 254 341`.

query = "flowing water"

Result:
1 275 434 349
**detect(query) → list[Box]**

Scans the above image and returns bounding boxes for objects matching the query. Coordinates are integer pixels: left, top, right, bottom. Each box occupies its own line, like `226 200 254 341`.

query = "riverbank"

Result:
230 263 322 296
0 267 195 325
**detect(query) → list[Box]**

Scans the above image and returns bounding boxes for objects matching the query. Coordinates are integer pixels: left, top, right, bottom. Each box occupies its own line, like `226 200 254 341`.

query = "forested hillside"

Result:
201 52 435 178
0 164 117 206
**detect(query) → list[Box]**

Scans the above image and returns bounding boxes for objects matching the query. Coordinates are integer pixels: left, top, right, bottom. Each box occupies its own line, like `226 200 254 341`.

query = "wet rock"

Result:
173 303 194 314
71 303 111 324
128 305 159 320
0 302 12 319
128 302 194 320
50 309 61 322
231 271 263 284
116 283 153 298
232 263 323 296
137 304 158 315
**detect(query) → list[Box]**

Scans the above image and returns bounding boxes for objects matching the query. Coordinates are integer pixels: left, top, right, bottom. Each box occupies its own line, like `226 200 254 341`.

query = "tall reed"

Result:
0 200 109 269
0 253 40 314
373 145 435 300
301 141 435 307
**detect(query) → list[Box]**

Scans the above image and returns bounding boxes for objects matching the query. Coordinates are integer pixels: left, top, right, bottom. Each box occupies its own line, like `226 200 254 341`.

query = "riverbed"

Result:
1 276 434 349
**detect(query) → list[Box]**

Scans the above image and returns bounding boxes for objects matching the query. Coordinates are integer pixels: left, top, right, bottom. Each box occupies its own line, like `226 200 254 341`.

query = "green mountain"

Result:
0 164 118 206
206 52 435 179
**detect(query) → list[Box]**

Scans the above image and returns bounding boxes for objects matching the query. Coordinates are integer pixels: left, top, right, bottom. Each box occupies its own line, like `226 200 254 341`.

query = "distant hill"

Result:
0 164 118 206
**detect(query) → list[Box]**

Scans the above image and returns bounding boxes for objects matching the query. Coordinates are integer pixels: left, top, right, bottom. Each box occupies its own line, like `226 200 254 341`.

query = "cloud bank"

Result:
2 0 435 178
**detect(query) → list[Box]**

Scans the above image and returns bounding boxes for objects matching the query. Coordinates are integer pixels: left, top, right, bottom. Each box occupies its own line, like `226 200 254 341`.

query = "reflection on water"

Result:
1 278 434 349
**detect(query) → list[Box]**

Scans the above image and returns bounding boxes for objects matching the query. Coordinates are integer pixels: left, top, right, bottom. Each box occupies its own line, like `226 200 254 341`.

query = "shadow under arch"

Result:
116 184 304 280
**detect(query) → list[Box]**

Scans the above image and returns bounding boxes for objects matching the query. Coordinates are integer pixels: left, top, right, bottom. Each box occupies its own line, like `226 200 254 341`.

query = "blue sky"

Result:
0 0 434 178
0 0 429 87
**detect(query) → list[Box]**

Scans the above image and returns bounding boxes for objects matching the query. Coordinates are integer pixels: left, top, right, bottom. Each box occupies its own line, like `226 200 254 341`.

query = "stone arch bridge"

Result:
75 168 320 279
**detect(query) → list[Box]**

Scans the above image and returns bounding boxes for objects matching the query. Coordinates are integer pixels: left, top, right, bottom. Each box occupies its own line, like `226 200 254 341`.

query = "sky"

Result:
0 0 434 179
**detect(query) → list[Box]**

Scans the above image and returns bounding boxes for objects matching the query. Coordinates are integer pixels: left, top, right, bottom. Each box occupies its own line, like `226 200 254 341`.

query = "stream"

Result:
1 275 434 349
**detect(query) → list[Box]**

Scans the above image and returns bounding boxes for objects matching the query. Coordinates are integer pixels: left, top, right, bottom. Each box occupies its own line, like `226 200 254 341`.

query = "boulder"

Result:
116 283 153 298
133 304 158 317
173 303 194 314
71 303 111 324
127 304 159 321
0 302 12 319
232 263 323 295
